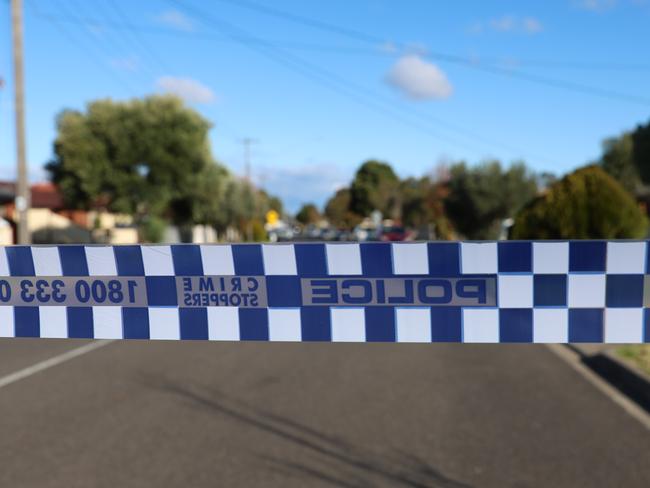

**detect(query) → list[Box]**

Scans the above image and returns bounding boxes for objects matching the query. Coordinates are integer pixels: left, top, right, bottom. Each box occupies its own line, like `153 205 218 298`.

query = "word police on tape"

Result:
301 277 495 306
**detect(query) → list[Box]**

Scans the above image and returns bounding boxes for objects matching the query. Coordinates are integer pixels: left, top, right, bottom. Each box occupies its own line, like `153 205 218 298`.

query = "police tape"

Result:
0 241 647 343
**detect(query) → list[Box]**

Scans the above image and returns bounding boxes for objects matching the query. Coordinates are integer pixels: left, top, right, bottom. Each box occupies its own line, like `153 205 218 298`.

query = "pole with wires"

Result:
11 0 30 244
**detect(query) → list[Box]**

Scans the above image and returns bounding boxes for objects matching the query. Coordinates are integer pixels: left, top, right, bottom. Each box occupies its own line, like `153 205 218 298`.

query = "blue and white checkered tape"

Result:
0 241 648 343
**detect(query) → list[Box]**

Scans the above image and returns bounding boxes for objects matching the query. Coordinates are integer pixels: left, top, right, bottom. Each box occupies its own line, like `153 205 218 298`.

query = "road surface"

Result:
0 339 648 487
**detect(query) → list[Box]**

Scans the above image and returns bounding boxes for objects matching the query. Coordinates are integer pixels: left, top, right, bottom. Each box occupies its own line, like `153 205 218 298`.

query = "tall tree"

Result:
600 133 640 194
267 195 284 215
632 121 650 184
401 177 453 239
46 95 222 234
599 119 650 194
324 188 361 228
178 162 230 229
295 203 320 225
349 160 400 218
220 179 256 235
511 165 647 239
445 160 537 239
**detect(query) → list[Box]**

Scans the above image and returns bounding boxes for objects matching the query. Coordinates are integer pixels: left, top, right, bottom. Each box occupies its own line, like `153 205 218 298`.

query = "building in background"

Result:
0 181 138 245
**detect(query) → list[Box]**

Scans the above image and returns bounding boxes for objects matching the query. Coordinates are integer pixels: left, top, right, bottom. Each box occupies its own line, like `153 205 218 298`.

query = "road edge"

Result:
546 344 650 430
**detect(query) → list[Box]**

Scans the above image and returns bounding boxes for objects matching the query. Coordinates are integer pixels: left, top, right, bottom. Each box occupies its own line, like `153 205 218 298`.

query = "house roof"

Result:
31 183 65 209
0 181 65 209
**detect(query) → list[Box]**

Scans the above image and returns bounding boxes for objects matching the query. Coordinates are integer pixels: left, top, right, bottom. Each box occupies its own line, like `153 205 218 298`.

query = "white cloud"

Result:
470 15 544 35
155 9 195 31
385 55 453 101
155 76 216 104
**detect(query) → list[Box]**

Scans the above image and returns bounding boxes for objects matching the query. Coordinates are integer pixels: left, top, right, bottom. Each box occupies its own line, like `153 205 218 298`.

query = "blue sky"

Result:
1 0 649 212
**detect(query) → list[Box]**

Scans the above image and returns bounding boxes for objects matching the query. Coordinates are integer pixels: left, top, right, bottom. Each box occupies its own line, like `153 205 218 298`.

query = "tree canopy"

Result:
295 203 321 225
324 188 361 229
511 165 647 239
47 95 282 242
600 133 639 194
349 160 400 218
400 177 453 239
47 95 224 226
445 161 537 239
600 119 650 194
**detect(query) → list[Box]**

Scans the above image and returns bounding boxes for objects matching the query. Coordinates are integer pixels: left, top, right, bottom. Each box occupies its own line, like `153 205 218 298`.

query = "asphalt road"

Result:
0 340 648 488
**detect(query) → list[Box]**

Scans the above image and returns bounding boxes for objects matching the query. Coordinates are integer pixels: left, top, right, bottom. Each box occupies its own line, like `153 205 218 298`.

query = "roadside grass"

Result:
616 345 650 376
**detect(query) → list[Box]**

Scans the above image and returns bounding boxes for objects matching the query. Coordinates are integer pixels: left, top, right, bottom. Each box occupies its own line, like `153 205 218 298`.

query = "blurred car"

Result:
379 226 415 242
321 227 339 241
303 224 322 240
335 230 354 241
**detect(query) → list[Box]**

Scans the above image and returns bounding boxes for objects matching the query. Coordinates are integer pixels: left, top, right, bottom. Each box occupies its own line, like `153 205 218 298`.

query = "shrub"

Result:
511 165 647 239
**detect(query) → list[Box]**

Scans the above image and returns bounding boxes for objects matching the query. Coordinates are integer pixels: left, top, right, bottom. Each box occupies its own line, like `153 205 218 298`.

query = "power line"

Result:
26 2 641 160
65 0 161 82
448 57 650 72
26 12 650 72
426 49 650 107
212 0 380 44
29 11 391 55
213 0 650 106
170 0 554 163
106 0 174 74
25 0 138 94
28 2 556 161
168 1 497 154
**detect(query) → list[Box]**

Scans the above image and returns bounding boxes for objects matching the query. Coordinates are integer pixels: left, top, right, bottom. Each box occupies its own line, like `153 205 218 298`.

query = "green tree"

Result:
401 177 453 239
600 133 640 194
256 189 283 219
295 203 320 225
46 95 222 238
218 179 265 240
324 188 361 228
349 160 400 218
268 195 284 215
511 165 647 239
180 163 230 229
632 121 650 184
141 215 167 243
445 160 537 239
599 120 650 194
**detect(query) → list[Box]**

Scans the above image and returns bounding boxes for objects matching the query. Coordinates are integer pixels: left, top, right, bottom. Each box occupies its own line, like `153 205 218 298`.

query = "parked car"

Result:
379 226 415 242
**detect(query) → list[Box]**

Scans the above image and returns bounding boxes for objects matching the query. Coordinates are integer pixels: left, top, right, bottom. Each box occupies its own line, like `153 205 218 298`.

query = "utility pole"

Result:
11 0 30 244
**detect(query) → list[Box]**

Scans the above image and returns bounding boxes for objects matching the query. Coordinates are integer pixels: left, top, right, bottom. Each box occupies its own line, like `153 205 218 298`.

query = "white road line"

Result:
0 340 114 390
546 344 650 430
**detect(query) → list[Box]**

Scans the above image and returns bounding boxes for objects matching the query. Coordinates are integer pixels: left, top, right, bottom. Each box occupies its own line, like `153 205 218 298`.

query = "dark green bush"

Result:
511 165 648 239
